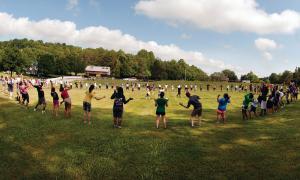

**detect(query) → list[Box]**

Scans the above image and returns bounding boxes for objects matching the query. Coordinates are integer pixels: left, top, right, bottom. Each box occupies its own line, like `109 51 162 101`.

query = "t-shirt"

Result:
111 93 126 109
34 85 44 98
243 94 252 107
267 99 274 108
261 86 269 98
51 92 59 101
20 85 28 94
84 91 96 103
251 100 259 108
187 95 202 109
61 89 69 99
156 98 168 113
218 98 230 111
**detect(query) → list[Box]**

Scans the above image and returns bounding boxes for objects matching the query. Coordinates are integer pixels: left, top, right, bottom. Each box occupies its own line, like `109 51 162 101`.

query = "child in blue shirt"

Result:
217 93 230 123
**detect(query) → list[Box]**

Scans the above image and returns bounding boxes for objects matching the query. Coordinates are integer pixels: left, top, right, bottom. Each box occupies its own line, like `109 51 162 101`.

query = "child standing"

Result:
267 95 274 114
50 81 59 117
60 85 72 118
83 85 105 125
155 92 168 129
249 98 259 119
242 93 254 120
111 87 133 128
217 93 230 123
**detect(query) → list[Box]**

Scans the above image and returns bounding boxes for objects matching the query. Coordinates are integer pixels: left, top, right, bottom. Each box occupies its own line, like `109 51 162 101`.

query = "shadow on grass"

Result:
1 97 300 179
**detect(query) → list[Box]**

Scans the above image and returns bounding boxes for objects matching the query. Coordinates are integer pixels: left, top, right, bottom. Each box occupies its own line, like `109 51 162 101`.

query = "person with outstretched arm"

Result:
83 84 105 125
179 92 202 127
30 81 46 114
111 86 133 128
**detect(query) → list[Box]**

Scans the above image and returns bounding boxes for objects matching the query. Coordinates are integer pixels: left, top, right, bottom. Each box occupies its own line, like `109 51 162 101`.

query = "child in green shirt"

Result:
155 92 168 129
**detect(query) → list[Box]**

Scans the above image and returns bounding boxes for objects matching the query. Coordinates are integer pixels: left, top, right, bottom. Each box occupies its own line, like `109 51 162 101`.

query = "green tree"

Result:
280 70 293 84
269 73 280 84
37 53 55 76
222 69 238 81
241 71 260 83
2 47 26 76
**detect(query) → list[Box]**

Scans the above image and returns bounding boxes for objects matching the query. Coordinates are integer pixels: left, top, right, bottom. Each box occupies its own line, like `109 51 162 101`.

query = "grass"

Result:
1 83 300 179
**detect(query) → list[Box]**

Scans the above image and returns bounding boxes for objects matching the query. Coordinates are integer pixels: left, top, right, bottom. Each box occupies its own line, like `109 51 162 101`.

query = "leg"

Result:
190 116 194 127
222 112 226 123
87 112 91 125
163 115 167 129
198 115 202 126
156 115 160 128
113 117 117 127
34 102 40 110
118 118 123 127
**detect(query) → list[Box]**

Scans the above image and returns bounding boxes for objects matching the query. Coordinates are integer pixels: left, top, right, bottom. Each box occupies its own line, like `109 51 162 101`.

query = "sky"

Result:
0 0 300 77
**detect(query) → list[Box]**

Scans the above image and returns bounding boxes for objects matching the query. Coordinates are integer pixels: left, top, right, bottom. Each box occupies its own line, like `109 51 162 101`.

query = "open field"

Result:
1 83 300 179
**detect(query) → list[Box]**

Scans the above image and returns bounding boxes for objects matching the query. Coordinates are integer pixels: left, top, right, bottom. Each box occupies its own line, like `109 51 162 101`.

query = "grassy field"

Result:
1 82 300 179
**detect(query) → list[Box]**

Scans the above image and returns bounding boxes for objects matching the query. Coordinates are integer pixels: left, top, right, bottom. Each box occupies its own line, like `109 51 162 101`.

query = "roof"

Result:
85 66 110 72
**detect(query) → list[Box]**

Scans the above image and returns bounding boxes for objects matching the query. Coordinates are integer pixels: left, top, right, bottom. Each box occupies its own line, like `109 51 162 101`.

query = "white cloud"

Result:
180 33 192 40
0 12 241 74
255 38 278 61
263 52 272 61
180 33 191 40
135 0 300 34
255 38 278 51
66 0 79 10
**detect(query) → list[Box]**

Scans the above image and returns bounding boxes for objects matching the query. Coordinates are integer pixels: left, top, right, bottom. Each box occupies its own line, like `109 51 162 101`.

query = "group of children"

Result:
1 76 299 129
241 82 298 120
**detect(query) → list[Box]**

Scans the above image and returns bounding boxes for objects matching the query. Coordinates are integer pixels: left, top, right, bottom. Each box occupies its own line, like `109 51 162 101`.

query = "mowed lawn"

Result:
1 85 300 179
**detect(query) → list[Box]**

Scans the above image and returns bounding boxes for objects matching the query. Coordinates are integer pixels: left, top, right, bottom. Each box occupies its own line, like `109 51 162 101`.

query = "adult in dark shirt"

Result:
31 82 46 113
111 86 133 128
179 92 202 127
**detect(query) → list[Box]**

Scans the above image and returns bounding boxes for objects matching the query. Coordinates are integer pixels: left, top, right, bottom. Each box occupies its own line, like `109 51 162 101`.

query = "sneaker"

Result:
42 110 45 114
34 108 37 112
117 126 122 129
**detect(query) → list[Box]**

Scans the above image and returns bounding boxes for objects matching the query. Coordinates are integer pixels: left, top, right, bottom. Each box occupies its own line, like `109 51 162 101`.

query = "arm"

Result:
217 95 220 102
155 99 158 107
110 91 116 99
50 81 54 88
179 101 190 109
124 97 133 104
95 96 106 100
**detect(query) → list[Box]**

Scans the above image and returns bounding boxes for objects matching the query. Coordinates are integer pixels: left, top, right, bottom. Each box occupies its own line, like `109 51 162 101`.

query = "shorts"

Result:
113 108 123 118
217 109 226 118
38 97 46 105
250 106 256 112
156 112 166 116
261 101 267 110
8 86 13 92
242 105 248 110
22 93 29 103
64 102 71 110
53 100 59 107
191 108 202 117
83 102 91 112
64 98 72 110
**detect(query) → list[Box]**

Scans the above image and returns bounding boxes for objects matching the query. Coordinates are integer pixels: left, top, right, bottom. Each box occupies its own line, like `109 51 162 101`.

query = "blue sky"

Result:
0 0 299 77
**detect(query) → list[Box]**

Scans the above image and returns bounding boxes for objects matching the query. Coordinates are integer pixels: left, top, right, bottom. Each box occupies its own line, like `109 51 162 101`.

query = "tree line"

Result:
0 39 299 84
